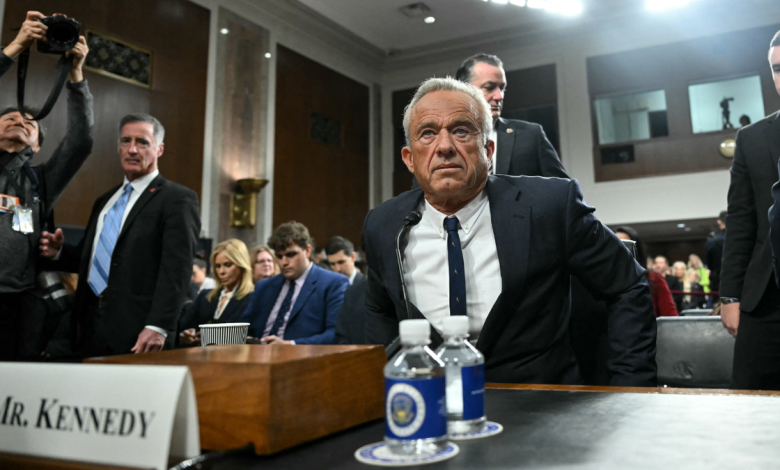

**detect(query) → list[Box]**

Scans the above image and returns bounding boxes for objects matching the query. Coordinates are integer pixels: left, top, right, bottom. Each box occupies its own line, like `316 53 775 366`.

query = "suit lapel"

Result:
118 175 164 240
287 265 319 325
762 111 780 170
496 118 515 175
257 275 285 328
477 176 530 355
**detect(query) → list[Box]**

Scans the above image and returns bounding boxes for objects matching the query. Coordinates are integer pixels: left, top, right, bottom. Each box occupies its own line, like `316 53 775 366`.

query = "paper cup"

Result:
199 322 250 346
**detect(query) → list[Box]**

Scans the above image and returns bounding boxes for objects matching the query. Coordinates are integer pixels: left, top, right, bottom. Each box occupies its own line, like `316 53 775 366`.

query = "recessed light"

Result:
527 0 547 8
685 227 692 232
220 28 229 35
424 16 436 23
677 223 686 228
264 52 272 59
491 0 509 4
509 0 527 5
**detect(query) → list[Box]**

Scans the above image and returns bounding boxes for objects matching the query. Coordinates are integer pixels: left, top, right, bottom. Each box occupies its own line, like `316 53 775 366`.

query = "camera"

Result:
35 14 81 54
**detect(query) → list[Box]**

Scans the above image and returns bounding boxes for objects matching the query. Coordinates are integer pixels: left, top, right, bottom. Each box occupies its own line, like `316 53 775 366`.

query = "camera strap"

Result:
16 48 74 121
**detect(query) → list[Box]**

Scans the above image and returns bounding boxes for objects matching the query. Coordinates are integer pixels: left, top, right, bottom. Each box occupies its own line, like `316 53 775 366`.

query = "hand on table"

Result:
261 335 292 345
179 328 201 346
131 328 165 354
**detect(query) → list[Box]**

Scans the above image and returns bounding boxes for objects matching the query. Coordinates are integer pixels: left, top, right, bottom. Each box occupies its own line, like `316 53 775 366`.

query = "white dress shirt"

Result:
489 128 498 174
348 269 358 285
213 287 235 320
90 170 166 337
262 262 314 341
404 189 503 338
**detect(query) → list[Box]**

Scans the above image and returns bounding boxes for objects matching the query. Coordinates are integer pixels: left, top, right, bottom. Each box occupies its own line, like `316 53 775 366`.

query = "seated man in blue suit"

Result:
240 221 349 344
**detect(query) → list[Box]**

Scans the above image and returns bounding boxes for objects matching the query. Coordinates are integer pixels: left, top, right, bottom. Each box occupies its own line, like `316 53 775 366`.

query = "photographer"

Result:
0 11 93 360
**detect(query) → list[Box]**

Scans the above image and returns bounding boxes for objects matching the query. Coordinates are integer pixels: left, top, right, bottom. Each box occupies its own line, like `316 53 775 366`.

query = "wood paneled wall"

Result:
587 23 780 182
273 45 369 249
0 0 209 226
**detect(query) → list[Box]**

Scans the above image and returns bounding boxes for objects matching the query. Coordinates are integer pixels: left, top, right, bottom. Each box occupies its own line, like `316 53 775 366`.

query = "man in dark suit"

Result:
335 276 368 345
365 77 656 386
722 31 780 390
241 221 349 345
40 113 200 357
706 211 726 294
325 236 364 285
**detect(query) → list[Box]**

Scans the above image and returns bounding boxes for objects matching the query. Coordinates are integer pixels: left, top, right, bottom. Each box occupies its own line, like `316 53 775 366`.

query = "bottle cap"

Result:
399 319 430 344
442 316 469 337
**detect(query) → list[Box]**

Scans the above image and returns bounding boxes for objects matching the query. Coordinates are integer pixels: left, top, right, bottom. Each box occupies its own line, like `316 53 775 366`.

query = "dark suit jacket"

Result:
706 230 725 293
364 175 657 387
335 276 368 344
723 111 780 311
493 118 568 178
178 287 253 332
240 264 349 344
411 118 568 189
52 174 200 354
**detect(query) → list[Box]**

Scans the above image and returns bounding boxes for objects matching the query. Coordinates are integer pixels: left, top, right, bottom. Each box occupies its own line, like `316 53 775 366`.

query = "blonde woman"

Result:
250 245 280 283
179 239 255 346
687 254 711 293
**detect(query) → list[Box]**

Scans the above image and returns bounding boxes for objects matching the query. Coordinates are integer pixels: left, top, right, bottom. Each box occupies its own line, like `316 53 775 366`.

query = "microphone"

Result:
386 210 422 358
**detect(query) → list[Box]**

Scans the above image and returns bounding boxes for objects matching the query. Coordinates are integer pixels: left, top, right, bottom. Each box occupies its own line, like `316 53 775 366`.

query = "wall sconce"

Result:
230 177 268 228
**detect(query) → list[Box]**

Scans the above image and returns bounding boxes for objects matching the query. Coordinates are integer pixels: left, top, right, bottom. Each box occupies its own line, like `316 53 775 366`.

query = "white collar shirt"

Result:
404 188 503 338
262 262 314 339
489 128 498 174
348 269 357 285
213 287 235 320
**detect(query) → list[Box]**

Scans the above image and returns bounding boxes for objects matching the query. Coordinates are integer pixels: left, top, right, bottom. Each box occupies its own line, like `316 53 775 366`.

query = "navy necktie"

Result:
269 281 295 336
445 217 467 316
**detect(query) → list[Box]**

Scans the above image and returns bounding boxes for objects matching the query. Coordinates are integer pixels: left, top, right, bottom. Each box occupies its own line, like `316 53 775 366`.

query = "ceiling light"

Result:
685 227 692 232
509 0 527 5
220 28 229 34
677 223 686 228
264 52 272 59
545 0 582 15
424 16 436 23
491 0 509 4
527 0 547 8
646 0 693 11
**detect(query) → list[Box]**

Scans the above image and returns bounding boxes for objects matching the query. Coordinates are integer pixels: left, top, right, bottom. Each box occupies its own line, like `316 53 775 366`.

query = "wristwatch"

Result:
720 297 740 304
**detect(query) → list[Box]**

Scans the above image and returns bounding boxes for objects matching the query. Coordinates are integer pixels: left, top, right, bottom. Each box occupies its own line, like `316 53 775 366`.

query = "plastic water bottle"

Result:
435 316 486 435
384 319 448 455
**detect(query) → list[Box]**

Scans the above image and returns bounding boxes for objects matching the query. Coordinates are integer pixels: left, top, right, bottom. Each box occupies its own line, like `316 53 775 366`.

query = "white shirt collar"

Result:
421 188 489 240
348 269 357 284
291 261 314 287
123 169 159 194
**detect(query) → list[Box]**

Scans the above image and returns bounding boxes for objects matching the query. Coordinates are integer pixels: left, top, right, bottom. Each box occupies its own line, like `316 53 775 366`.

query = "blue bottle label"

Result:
385 377 447 440
461 364 485 420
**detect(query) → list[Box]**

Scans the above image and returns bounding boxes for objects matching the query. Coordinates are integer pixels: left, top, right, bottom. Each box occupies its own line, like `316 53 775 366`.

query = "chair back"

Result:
680 309 711 316
656 316 734 388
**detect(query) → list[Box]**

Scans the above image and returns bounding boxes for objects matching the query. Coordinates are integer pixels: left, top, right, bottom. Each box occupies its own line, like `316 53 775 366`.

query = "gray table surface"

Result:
215 388 780 469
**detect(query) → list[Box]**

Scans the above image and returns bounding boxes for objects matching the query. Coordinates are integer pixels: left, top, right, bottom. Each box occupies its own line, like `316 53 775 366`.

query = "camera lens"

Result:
46 21 79 51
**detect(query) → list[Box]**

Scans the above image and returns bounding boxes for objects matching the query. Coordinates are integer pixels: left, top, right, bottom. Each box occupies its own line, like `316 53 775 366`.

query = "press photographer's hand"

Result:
3 11 46 59
66 36 88 83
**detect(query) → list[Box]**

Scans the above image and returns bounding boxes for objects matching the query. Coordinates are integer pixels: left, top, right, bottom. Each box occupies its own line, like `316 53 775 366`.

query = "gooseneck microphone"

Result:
386 210 423 358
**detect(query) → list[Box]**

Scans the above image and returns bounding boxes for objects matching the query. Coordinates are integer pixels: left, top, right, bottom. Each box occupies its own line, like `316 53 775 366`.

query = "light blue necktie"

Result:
88 183 132 295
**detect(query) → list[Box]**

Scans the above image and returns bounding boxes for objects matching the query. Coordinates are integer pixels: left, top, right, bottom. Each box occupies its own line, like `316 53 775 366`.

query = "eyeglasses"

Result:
255 258 274 265
276 250 301 260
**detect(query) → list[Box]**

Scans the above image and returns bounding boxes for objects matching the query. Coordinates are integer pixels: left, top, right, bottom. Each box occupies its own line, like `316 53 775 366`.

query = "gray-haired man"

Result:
364 77 656 386
40 113 200 357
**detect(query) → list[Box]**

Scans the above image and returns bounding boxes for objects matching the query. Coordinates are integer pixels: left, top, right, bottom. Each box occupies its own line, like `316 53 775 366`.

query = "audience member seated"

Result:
191 256 216 294
240 221 349 345
311 246 330 269
250 245 280 284
656 255 682 291
682 268 706 310
688 254 710 294
615 227 678 318
179 239 254 346
325 236 364 285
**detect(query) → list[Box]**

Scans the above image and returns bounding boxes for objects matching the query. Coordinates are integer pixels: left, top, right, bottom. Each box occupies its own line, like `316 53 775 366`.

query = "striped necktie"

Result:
88 183 133 295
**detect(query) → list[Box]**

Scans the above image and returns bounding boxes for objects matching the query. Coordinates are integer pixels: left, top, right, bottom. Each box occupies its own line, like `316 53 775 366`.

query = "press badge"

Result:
13 206 34 234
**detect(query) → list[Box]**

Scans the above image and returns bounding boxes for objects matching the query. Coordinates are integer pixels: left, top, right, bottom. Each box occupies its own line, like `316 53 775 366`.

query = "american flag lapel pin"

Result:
150 188 155 192
507 128 514 134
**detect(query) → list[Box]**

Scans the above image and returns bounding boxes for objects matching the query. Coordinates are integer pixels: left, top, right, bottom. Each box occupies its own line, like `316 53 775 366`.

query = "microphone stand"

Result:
385 210 422 358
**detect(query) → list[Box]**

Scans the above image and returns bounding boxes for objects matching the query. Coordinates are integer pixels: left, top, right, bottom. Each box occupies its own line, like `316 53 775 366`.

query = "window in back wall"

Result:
594 90 668 145
689 75 764 133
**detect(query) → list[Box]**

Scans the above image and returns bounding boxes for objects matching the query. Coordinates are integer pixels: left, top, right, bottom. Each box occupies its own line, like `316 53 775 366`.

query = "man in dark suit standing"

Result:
722 31 780 390
40 114 200 357
706 211 726 294
364 77 656 386
455 53 568 179
241 221 349 345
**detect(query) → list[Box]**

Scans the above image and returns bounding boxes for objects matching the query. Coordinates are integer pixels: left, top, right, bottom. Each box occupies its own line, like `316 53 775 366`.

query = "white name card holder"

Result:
0 363 200 470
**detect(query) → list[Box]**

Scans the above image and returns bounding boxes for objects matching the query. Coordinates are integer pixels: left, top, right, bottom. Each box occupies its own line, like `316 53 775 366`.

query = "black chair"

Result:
656 316 734 388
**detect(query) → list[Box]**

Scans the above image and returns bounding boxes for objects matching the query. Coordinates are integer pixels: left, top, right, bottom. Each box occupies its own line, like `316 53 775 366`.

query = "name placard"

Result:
0 363 199 469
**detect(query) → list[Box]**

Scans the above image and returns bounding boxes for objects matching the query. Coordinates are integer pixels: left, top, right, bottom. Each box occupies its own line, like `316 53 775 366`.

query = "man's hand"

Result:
3 11 46 59
179 328 200 346
66 35 89 83
261 335 292 345
721 302 740 337
39 228 64 258
131 328 165 354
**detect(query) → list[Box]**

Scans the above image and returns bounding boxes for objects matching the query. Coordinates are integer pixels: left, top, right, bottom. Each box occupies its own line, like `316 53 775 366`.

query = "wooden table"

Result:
211 384 780 469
